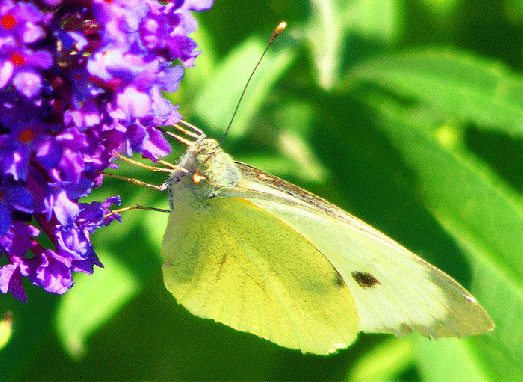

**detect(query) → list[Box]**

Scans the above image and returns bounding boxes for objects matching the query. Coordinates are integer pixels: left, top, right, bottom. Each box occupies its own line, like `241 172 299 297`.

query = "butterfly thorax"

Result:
165 139 242 207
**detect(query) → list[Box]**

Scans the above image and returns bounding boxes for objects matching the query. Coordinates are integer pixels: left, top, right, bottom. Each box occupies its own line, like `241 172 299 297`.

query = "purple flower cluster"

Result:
0 0 212 301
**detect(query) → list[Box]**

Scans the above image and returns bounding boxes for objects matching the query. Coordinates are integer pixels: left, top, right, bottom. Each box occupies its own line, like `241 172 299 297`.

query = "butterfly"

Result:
154 120 494 355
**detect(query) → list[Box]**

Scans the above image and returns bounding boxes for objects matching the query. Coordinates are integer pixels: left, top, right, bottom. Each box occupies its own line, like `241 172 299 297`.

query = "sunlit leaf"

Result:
0 311 12 350
348 337 414 381
193 36 296 137
355 96 523 380
55 254 139 359
347 49 523 136
415 338 491 382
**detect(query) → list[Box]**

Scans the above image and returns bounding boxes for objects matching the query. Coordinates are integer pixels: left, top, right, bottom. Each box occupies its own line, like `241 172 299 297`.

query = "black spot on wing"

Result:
351 272 380 288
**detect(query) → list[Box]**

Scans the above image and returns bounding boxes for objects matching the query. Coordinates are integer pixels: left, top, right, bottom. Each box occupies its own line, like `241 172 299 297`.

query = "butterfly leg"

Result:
103 204 170 219
156 120 207 147
102 171 167 191
113 152 181 173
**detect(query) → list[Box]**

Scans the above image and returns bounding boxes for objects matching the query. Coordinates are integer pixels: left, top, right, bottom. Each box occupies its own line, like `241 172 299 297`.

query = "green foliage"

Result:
2 0 521 380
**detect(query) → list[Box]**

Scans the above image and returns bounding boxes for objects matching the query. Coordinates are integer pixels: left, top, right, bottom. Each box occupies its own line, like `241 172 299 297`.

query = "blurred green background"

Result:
1 0 522 380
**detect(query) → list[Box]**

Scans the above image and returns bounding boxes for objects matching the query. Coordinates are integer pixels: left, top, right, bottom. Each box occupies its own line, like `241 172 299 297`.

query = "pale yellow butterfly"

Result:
155 119 494 355
110 22 493 355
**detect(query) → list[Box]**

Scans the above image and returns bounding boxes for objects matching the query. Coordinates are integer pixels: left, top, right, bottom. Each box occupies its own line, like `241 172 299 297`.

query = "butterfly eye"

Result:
192 172 206 183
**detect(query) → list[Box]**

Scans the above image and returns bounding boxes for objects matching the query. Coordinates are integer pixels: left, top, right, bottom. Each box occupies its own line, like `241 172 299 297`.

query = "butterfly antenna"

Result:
219 21 287 146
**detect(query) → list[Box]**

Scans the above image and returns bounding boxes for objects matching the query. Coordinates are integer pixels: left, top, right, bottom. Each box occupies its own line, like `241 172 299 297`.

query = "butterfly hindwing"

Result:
162 192 359 354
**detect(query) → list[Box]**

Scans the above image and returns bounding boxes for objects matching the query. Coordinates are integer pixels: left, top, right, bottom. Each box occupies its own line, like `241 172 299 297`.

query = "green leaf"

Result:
305 0 401 89
414 337 491 381
269 102 329 183
0 312 12 351
362 98 523 380
343 0 402 44
193 36 296 138
55 253 139 360
503 0 523 20
435 215 523 380
347 49 523 136
418 0 460 16
348 337 414 381
305 0 348 89
181 17 217 92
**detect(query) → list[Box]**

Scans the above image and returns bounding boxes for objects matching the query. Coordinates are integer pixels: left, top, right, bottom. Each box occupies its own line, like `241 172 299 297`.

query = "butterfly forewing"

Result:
231 163 494 338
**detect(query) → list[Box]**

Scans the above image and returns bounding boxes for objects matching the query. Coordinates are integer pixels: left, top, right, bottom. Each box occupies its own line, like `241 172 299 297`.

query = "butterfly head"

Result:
165 138 241 202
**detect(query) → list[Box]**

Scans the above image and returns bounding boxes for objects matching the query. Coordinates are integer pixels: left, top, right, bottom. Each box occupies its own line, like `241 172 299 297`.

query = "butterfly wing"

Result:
162 191 359 354
230 163 494 338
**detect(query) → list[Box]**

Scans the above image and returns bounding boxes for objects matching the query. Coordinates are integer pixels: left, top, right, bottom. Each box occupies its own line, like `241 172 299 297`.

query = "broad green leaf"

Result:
305 0 347 89
348 337 414 381
0 280 60 380
503 0 523 20
55 253 138 360
346 49 523 136
181 17 217 93
305 0 401 89
343 0 402 44
270 102 329 183
414 337 491 382
362 98 523 380
418 0 460 15
375 108 522 278
0 312 12 351
166 16 217 110
143 203 170 249
193 36 296 138
436 215 523 380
